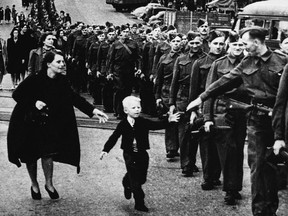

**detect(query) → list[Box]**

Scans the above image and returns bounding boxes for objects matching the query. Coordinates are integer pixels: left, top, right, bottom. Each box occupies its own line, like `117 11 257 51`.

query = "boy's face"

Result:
124 100 141 118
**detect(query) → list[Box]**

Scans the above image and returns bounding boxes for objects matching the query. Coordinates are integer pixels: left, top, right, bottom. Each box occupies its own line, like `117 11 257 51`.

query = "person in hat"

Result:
169 31 205 174
97 28 116 113
202 31 248 205
155 33 183 160
197 18 210 53
189 30 226 189
106 24 142 119
187 26 288 216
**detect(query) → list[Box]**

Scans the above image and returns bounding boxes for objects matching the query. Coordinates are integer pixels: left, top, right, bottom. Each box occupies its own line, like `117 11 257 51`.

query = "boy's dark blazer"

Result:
103 116 168 153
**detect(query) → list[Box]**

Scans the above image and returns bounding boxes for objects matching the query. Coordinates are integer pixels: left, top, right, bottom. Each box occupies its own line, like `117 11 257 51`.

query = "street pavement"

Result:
0 0 287 215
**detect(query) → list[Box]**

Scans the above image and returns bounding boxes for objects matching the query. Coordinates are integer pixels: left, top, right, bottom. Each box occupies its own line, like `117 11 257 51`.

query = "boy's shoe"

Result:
123 184 131 199
135 204 149 212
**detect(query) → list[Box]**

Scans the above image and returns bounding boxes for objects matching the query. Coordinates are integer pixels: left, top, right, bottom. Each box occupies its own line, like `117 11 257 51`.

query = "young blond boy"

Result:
100 95 179 212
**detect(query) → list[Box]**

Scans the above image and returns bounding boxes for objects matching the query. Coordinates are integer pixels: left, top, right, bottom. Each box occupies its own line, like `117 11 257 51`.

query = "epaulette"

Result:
273 49 287 57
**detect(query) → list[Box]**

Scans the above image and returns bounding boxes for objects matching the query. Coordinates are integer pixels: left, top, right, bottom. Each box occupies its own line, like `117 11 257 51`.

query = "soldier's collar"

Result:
189 49 203 57
227 53 244 64
254 49 272 64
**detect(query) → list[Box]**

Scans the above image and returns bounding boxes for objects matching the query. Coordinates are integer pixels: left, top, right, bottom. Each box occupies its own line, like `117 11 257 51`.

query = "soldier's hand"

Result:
169 105 176 114
100 151 108 160
168 112 180 122
87 69 92 75
156 99 162 107
190 111 197 124
187 97 202 111
204 121 214 133
96 71 101 78
273 140 286 155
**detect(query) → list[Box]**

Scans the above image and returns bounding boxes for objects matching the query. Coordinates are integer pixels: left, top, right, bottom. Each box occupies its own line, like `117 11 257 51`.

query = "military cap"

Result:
239 26 268 37
208 30 225 42
197 18 207 28
187 31 200 41
228 31 240 43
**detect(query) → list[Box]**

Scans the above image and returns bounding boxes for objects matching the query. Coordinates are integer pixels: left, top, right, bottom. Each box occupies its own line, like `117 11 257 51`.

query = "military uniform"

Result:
200 49 288 215
169 49 205 172
106 38 141 118
203 53 248 197
189 52 223 185
155 51 181 155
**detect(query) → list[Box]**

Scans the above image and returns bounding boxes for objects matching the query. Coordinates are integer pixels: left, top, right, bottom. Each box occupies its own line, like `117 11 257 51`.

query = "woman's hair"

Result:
39 32 54 47
10 27 20 38
40 50 64 74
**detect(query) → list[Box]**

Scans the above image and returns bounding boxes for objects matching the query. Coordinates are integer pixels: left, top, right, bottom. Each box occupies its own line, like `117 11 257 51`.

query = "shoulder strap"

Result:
119 40 132 55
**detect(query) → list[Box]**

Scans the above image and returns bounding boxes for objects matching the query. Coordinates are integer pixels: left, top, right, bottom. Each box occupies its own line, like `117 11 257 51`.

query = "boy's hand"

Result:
168 112 180 122
100 151 108 160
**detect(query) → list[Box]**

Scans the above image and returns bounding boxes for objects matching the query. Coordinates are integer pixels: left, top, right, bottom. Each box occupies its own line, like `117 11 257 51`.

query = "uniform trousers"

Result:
247 113 278 216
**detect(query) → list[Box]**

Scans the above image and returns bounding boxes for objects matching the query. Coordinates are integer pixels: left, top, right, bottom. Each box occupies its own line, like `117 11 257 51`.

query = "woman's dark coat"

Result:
7 73 95 173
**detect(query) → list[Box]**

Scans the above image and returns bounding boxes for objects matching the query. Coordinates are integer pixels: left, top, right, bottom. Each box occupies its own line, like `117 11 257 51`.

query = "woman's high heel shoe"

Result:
31 187 42 200
45 185 59 199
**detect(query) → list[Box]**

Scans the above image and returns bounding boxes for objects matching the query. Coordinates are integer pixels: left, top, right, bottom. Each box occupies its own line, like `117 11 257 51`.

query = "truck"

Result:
106 0 150 12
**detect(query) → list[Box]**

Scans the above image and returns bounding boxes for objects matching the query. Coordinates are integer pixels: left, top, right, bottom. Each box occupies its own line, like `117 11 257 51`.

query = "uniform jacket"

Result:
201 49 288 107
97 40 112 75
152 41 171 75
106 38 141 76
273 64 288 144
155 51 181 103
87 41 101 72
203 53 248 122
102 117 168 153
72 34 89 62
189 52 222 102
169 50 205 111
7 73 95 173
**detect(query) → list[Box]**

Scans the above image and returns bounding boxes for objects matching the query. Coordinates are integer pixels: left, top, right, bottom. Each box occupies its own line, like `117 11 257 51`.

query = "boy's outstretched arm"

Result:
100 151 108 160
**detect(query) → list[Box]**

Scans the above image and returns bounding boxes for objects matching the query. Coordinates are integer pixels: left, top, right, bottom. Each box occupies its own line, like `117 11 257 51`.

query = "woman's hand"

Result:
93 109 109 123
35 101 47 110
99 151 108 160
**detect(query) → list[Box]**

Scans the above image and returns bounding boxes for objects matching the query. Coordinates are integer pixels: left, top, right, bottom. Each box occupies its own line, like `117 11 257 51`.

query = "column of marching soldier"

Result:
3 15 288 215
64 20 288 216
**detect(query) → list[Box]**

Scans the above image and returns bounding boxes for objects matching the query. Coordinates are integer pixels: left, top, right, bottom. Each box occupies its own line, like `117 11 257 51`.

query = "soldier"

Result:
169 31 205 176
97 28 116 112
71 25 89 93
189 30 226 188
197 18 210 53
187 27 288 216
155 33 183 159
106 25 142 119
203 31 248 205
87 31 106 105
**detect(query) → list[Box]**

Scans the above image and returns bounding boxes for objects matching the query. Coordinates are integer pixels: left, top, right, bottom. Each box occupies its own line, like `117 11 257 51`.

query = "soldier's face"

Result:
107 32 115 41
98 33 105 42
188 37 202 53
229 40 244 57
280 38 288 54
121 29 129 39
209 37 225 55
170 36 182 51
198 22 209 37
242 32 257 56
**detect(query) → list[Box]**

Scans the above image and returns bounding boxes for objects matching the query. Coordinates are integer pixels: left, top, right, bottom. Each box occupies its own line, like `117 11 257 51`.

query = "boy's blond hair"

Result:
122 96 141 109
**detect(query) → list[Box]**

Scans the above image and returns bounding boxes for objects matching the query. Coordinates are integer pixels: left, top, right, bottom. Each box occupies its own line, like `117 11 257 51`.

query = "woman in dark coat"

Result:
7 28 24 88
7 51 108 200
